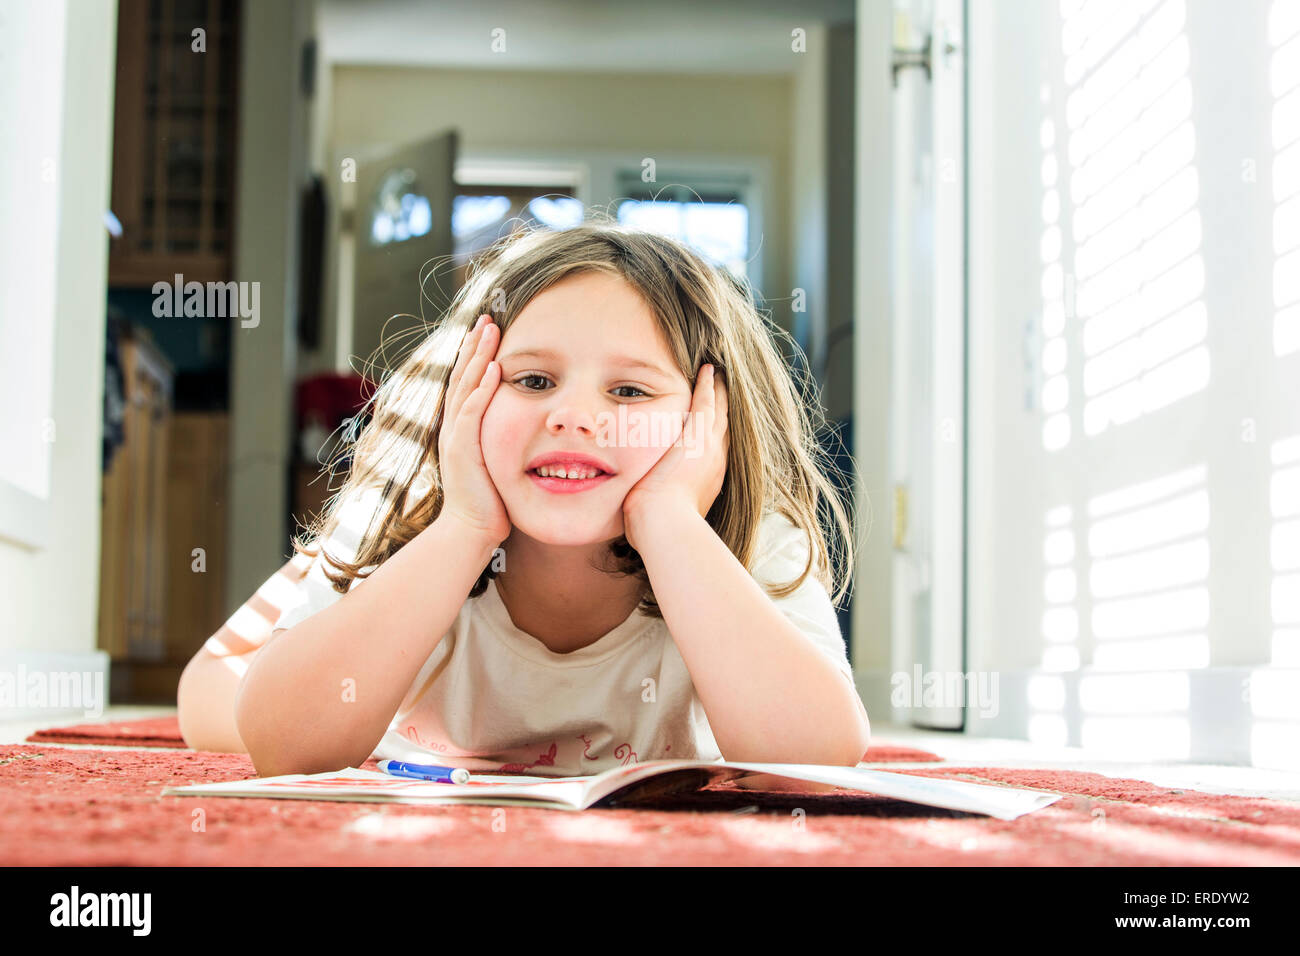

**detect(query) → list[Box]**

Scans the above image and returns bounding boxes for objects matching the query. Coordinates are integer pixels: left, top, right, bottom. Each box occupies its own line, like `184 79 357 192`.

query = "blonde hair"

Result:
293 212 860 618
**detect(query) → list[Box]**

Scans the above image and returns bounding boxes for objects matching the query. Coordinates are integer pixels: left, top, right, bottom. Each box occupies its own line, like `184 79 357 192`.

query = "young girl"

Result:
178 216 870 779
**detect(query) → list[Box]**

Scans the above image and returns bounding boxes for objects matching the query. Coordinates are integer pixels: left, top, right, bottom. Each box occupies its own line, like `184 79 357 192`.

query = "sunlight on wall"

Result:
1272 1 1300 356
1027 0 1209 760
1258 14 1300 766
1056 0 1209 441
1032 465 1209 758
1039 84 1071 452
1247 667 1300 769
1250 427 1300 772
1027 671 1068 749
1271 434 1300 665
1040 504 1079 672
1087 464 1209 671
1079 673 1190 759
1030 503 1072 748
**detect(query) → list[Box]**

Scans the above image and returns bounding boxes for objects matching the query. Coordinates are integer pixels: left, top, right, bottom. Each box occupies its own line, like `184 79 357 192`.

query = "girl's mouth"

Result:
526 468 614 494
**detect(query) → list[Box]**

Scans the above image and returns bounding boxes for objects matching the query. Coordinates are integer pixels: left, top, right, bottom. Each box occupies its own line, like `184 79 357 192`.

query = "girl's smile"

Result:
526 469 616 494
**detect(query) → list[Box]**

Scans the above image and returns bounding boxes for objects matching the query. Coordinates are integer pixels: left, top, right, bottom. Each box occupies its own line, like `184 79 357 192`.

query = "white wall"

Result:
0 0 117 705
226 0 316 610
791 23 829 379
852 0 896 696
967 0 1300 767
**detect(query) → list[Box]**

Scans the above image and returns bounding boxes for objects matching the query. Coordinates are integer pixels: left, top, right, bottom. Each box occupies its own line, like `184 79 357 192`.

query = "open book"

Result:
163 759 1059 821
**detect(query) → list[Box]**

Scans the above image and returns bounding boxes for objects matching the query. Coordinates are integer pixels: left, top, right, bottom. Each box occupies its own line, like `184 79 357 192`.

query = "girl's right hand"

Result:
437 314 511 545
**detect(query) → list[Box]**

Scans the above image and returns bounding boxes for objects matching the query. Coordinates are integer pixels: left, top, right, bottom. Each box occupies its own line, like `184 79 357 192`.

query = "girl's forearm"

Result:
633 504 871 765
235 511 500 777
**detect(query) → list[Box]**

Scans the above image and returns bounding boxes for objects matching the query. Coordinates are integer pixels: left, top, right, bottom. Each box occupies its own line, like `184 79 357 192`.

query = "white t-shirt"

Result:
273 506 860 777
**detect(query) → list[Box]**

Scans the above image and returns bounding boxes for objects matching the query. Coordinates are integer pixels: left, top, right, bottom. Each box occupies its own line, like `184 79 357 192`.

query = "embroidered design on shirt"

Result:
401 725 454 754
614 742 638 765
498 740 558 773
578 734 597 759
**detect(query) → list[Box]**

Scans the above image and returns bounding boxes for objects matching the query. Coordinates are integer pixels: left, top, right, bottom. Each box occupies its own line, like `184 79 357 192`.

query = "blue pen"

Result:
378 759 471 784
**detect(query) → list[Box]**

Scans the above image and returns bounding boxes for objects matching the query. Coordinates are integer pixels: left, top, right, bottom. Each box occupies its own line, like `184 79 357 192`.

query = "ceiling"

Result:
318 0 856 74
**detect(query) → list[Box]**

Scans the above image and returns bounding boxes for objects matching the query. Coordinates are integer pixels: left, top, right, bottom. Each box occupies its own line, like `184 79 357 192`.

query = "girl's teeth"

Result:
537 466 598 479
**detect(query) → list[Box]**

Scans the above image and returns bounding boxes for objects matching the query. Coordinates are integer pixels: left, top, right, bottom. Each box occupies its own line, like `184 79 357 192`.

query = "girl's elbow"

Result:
846 714 871 765
232 683 284 776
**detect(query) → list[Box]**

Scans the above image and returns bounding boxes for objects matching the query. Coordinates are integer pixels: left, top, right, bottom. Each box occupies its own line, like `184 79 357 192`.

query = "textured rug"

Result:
25 716 944 763
27 717 193 748
2 743 1297 865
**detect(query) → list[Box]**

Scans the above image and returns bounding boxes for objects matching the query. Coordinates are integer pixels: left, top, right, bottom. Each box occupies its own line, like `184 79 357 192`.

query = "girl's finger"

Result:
456 361 499 427
446 317 485 409
449 314 489 385
449 320 497 426
714 371 728 436
447 361 489 446
697 365 716 418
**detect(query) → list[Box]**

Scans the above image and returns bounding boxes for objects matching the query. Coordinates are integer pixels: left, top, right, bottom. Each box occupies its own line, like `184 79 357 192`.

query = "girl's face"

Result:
481 271 693 546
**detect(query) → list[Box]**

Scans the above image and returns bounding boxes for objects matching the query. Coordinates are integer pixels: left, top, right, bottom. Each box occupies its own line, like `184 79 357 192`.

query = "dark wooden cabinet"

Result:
99 329 173 666
109 0 241 286
102 0 240 702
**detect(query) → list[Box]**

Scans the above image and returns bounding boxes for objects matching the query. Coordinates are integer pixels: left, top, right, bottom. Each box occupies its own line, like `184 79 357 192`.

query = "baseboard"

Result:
851 665 1300 770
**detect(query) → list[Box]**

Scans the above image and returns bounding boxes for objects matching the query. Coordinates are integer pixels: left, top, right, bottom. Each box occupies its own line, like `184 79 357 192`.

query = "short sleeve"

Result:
273 558 348 633
750 512 855 686
272 488 383 633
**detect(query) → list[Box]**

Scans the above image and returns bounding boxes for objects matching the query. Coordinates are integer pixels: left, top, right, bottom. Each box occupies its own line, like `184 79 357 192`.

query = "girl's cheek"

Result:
624 443 666 476
616 426 680 481
480 400 528 480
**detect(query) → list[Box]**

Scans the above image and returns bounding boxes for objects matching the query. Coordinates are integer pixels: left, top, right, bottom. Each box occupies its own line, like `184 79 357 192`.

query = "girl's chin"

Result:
504 510 625 546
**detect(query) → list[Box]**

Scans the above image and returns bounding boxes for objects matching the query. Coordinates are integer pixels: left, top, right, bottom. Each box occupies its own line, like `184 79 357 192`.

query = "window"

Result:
367 167 433 247
613 175 751 282
448 185 582 292
452 186 581 260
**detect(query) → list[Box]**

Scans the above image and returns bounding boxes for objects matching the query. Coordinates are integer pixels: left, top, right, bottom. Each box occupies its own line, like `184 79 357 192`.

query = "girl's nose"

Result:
545 403 599 436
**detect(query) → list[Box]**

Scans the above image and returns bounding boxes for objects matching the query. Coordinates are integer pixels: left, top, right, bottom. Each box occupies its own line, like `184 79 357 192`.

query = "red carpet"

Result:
24 716 945 763
27 716 193 748
2 743 1297 865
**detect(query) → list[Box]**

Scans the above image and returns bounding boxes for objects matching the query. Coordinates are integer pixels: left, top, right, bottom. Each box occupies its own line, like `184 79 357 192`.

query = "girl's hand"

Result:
622 364 728 550
437 315 511 545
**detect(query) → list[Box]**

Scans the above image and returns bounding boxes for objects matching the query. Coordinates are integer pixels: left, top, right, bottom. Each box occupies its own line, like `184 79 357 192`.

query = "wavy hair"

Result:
292 212 862 618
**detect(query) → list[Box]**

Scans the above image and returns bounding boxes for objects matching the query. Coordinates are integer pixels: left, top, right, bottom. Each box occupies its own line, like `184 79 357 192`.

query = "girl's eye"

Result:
510 375 649 399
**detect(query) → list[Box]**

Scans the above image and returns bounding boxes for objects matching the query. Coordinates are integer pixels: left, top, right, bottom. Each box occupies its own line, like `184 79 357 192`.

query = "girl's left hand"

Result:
622 364 728 550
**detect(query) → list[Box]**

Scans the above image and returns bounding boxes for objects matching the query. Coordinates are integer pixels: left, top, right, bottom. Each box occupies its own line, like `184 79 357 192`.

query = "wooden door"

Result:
351 129 459 376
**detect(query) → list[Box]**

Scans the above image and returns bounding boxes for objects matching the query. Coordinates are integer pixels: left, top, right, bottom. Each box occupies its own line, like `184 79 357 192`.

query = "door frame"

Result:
887 0 968 730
